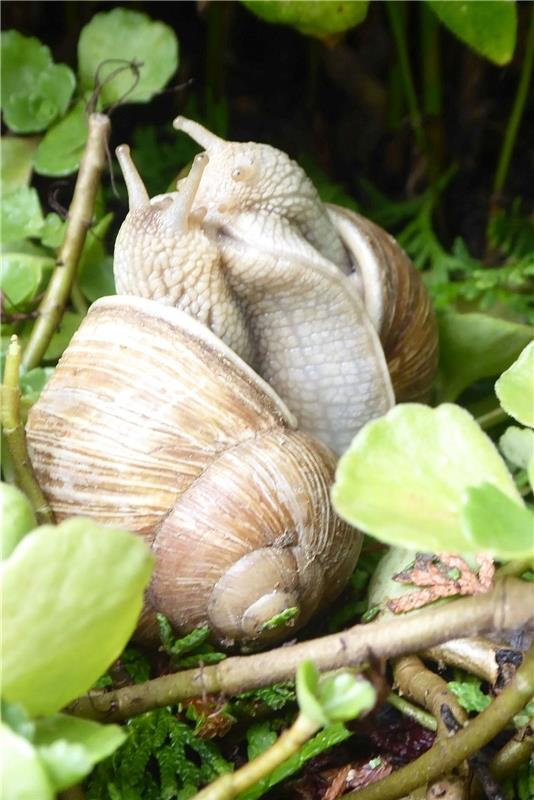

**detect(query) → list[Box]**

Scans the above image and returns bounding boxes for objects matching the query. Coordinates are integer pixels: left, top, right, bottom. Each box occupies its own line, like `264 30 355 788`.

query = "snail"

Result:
114 118 438 454
26 120 438 648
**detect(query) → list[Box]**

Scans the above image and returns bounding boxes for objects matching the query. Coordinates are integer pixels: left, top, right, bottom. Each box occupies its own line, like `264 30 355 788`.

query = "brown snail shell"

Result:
26 296 361 647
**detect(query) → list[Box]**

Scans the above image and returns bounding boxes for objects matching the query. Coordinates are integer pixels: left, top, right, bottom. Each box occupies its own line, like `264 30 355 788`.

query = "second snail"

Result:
26 119 438 648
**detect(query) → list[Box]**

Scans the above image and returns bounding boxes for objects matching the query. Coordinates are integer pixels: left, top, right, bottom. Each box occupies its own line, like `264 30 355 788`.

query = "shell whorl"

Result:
26 296 360 646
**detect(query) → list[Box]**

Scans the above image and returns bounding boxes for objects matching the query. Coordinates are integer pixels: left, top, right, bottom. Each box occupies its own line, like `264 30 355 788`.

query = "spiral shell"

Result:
26 296 361 647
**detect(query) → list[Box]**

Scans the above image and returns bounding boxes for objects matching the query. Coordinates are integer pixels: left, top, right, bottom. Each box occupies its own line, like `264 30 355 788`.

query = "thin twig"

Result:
423 637 522 687
21 114 110 371
386 691 437 732
0 337 54 524
67 578 533 723
342 640 534 800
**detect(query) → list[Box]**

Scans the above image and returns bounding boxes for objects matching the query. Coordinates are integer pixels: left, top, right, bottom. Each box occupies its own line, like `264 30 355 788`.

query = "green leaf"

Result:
1 31 75 133
78 213 116 301
37 741 92 792
19 366 54 404
296 661 327 726
438 311 534 401
43 311 83 360
332 404 522 555
448 678 491 713
318 672 376 723
239 723 351 800
40 213 67 248
461 482 534 559
499 426 534 471
33 100 88 177
425 0 517 65
1 518 153 716
0 723 54 800
495 342 534 428
1 137 40 190
1 186 44 241
242 1 369 38
246 721 278 760
78 9 179 107
0 483 36 560
0 251 54 312
34 714 126 777
262 606 299 631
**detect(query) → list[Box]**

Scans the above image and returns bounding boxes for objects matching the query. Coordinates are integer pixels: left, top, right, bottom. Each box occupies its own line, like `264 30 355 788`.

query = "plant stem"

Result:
393 655 466 736
193 713 319 800
470 727 534 798
21 113 110 371
476 406 508 430
343 639 534 800
0 337 54 523
424 637 522 687
493 2 534 197
386 692 437 732
386 2 426 153
67 578 533 723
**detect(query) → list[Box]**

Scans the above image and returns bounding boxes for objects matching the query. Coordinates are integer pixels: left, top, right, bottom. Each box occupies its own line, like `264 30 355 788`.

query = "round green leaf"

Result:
1 31 75 133
461 483 534 559
1 137 40 190
0 723 54 800
495 342 534 428
0 251 54 312
19 366 55 405
1 186 44 242
438 311 533 402
426 0 517 66
499 426 534 471
332 404 521 554
34 714 126 768
37 741 91 792
318 672 376 723
78 9 179 107
1 518 153 716
33 101 88 177
242 1 369 37
0 483 36 560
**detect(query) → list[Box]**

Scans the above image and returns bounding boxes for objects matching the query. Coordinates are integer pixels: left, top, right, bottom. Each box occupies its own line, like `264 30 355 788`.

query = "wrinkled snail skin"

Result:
26 296 361 647
113 139 396 454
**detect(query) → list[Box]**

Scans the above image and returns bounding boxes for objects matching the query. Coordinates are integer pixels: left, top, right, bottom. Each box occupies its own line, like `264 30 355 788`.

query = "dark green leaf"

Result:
246 722 278 761
437 311 534 401
426 0 517 65
78 9 179 107
242 1 369 38
1 31 75 133
33 101 88 177
78 213 116 301
19 366 54 404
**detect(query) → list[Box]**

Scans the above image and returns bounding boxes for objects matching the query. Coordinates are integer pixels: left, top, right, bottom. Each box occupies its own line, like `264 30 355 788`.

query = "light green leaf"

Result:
461 482 533 559
499 426 534 471
318 672 376 723
34 715 126 790
425 0 517 65
1 31 75 133
296 661 327 727
78 9 179 106
40 213 67 248
0 723 54 800
437 311 534 401
1 186 44 241
448 678 491 713
242 1 369 37
43 311 83 360
495 342 534 427
1 137 40 190
1 518 153 716
33 101 88 177
0 483 36 560
0 251 54 312
37 741 91 792
332 404 521 554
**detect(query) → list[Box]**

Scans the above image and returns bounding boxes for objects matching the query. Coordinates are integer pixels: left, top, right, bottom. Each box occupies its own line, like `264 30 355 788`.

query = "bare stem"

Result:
21 113 111 371
67 578 533 723
342 640 534 800
192 713 319 800
0 337 54 523
423 637 522 687
386 692 437 732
